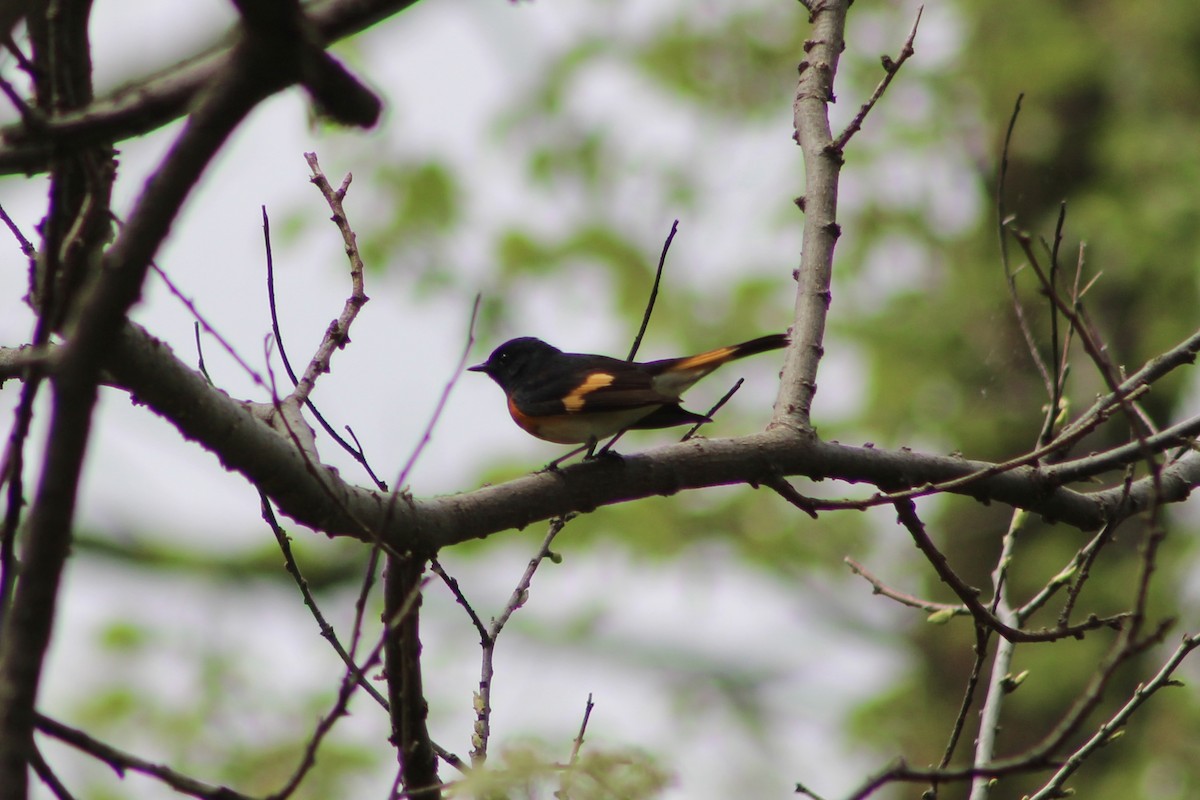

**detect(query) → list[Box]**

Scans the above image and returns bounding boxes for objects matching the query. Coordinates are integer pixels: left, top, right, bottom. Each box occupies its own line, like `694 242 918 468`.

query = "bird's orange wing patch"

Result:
562 371 615 412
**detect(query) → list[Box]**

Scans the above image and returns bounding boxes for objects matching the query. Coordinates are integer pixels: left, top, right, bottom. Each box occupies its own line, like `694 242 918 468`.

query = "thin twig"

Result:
1013 232 1160 484
263 205 300 387
35 714 256 800
348 547 381 667
995 95 1054 405
0 202 35 256
830 6 923 152
627 219 678 362
1012 522 1117 626
472 515 573 766
152 261 269 390
765 475 820 519
557 693 596 800
293 154 369 407
191 322 211 383
1055 327 1200 445
845 558 963 615
270 574 429 800
793 780 828 800
1040 203 1068 443
260 494 389 710
1026 633 1200 800
584 219 681 460
261 202 387 489
967 512 1023 800
29 745 77 800
682 378 744 440
937 626 990 780
429 556 489 643
893 499 1125 643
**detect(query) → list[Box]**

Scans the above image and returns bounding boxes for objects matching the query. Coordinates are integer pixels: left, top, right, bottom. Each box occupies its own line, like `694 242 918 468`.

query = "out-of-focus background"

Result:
3 1 1200 798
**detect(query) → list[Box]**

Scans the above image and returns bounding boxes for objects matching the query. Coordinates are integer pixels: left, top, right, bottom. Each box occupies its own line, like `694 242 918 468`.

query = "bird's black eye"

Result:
496 352 510 364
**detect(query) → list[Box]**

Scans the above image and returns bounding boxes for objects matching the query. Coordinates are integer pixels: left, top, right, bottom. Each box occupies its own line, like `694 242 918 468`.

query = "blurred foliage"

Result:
450 740 670 799
634 11 808 116
75 531 369 590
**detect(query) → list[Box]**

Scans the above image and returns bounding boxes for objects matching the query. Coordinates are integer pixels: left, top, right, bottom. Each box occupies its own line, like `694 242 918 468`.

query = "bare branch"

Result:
626 219 678 361
830 6 923 152
290 154 370 405
60 323 1197 549
1026 633 1200 800
35 715 257 800
558 693 596 800
775 0 849 432
968 513 1022 800
261 495 389 711
472 516 572 765
261 200 388 489
893 499 1125 643
0 0 413 175
845 557 964 615
938 626 991 778
682 378 744 441
383 556 440 799
152 260 270 390
995 95 1056 410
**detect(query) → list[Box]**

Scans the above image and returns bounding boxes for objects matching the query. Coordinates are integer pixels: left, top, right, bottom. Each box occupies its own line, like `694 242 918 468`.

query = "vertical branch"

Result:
996 95 1054 401
0 206 46 624
967 513 1022 800
471 516 570 766
0 1 112 795
383 554 440 799
27 0 114 333
774 0 849 432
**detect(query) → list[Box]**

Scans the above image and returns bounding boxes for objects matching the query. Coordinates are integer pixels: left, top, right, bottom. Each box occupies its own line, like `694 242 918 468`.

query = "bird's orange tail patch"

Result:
671 346 738 373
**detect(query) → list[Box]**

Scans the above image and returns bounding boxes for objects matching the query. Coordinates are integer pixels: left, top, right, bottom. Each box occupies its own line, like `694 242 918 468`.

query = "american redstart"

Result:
468 333 789 456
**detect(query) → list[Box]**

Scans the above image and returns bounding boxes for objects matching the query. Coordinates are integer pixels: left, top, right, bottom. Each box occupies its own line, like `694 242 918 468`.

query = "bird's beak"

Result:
467 362 488 373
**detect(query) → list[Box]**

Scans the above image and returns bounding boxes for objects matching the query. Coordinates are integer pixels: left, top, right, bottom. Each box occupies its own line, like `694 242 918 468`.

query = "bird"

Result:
468 333 788 459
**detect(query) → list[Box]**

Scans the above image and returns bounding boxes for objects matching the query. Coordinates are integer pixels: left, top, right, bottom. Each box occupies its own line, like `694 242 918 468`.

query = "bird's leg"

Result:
595 430 628 458
541 441 591 472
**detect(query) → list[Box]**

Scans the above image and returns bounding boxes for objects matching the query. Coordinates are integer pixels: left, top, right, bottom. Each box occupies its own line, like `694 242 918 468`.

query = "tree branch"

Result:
383 555 439 799
34 714 256 800
79 321 1164 554
0 0 415 175
775 0 848 433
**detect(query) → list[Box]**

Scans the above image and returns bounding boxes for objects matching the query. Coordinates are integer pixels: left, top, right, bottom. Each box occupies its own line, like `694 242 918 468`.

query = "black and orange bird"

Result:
468 333 789 457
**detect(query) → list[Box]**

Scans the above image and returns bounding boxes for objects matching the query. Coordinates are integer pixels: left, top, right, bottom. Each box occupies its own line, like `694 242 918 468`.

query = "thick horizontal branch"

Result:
75 324 1155 559
0 0 417 174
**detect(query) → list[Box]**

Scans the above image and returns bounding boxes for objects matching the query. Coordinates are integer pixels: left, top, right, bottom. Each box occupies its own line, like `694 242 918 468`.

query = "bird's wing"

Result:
512 358 674 416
